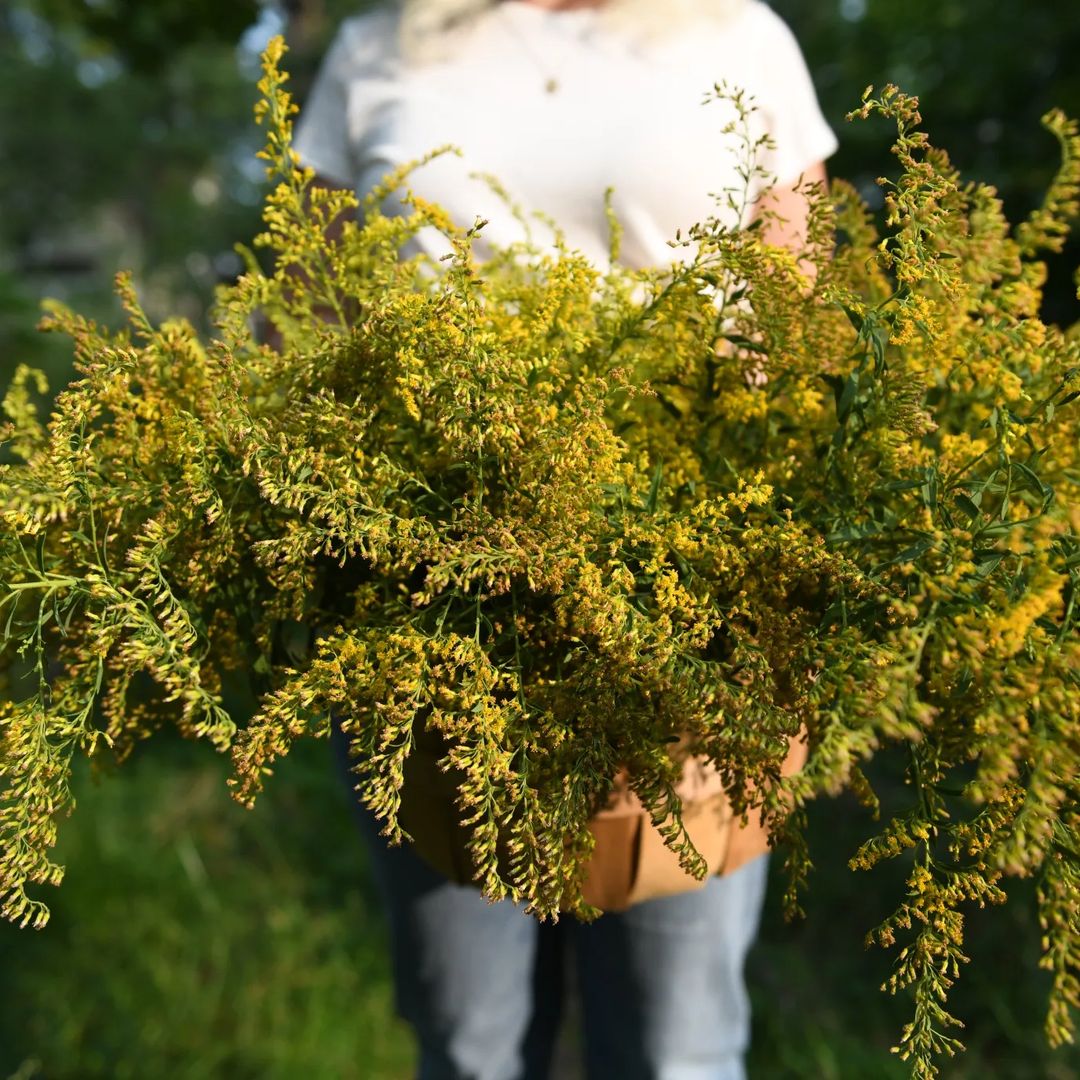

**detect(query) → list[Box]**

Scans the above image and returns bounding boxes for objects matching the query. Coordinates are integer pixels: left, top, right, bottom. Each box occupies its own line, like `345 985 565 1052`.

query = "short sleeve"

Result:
292 10 398 188
743 2 838 188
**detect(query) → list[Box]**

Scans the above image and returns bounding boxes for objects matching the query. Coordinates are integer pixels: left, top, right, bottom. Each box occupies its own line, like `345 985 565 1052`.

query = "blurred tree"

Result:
26 0 261 71
771 0 1080 325
0 0 382 393
0 1 274 389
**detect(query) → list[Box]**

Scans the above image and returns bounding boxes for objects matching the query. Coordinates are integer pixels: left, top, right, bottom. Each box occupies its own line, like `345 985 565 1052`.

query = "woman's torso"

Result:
295 0 838 268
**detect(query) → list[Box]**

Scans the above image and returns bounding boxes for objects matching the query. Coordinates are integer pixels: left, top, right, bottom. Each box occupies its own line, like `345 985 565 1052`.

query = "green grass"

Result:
0 734 416 1080
1 737 1077 1079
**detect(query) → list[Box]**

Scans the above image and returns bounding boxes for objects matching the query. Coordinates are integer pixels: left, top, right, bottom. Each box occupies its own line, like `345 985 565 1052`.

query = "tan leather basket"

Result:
394 720 808 913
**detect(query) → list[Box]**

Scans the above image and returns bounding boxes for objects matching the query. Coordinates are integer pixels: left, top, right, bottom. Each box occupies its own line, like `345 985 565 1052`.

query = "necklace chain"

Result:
497 5 570 95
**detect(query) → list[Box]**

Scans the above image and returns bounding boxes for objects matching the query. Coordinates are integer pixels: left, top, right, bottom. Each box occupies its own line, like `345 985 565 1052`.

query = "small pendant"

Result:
544 77 559 94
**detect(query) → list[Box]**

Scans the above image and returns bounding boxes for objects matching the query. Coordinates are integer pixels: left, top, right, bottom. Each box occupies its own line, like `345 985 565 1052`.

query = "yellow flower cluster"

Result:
980 569 1066 659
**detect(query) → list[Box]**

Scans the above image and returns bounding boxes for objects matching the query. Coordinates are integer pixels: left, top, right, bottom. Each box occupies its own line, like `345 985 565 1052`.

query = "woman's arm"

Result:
747 160 828 282
736 161 828 387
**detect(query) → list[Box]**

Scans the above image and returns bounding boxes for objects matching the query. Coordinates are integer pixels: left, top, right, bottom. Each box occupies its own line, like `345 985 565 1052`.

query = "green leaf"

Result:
920 469 938 511
869 536 935 575
671 550 691 578
837 373 859 422
977 518 1030 539
949 664 973 699
839 303 864 332
878 478 925 493
4 595 24 644
1011 459 1053 504
974 551 1005 577
822 371 860 425
952 492 982 519
827 525 881 542
645 458 664 513
870 323 890 372
656 393 684 421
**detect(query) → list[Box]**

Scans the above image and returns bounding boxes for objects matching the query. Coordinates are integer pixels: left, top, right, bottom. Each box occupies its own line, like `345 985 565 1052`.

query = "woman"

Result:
295 2 837 1077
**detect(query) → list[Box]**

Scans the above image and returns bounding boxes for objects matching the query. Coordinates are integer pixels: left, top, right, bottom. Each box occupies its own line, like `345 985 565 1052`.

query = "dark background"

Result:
1 2 1078 1076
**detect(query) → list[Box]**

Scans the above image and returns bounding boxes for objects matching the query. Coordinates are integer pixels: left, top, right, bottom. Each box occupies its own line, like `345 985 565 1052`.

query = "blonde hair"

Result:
399 0 752 62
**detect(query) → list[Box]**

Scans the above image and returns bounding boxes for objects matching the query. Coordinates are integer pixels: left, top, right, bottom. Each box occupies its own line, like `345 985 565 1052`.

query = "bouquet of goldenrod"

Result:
2 38 1079 1077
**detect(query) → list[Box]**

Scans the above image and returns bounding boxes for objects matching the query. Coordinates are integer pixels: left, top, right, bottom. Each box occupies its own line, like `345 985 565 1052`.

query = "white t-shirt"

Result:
293 0 838 269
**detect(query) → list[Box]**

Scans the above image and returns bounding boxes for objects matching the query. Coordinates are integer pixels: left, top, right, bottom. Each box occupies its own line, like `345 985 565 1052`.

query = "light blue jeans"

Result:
330 719 768 1080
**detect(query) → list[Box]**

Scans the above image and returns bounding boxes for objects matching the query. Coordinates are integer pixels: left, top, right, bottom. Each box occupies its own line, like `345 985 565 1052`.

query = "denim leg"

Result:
330 718 565 1080
571 854 771 1080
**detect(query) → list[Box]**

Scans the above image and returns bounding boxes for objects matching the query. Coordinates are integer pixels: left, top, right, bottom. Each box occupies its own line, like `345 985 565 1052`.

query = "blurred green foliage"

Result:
0 733 416 1080
26 0 261 71
772 0 1080 325
0 1 274 390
